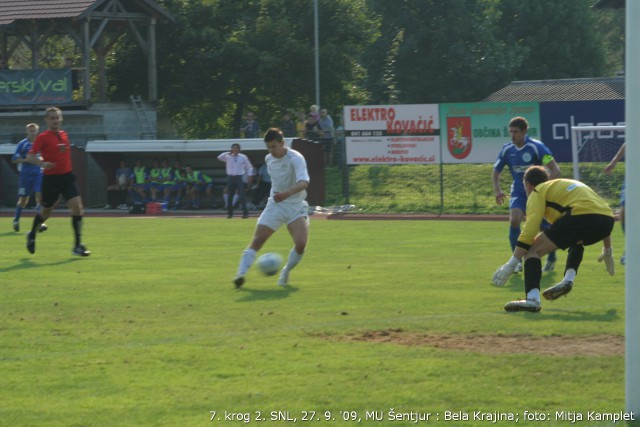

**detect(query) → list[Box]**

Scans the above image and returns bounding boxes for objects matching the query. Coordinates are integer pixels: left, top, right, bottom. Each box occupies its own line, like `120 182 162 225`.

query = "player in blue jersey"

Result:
11 123 48 233
492 116 561 274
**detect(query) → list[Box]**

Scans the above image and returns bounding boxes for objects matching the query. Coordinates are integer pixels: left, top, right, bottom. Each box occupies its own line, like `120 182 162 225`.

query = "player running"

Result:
25 107 90 257
11 123 48 233
233 128 310 288
493 116 561 274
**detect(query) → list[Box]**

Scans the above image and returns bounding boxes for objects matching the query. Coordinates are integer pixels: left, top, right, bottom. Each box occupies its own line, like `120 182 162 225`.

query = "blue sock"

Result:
548 251 557 262
14 205 23 222
509 226 520 252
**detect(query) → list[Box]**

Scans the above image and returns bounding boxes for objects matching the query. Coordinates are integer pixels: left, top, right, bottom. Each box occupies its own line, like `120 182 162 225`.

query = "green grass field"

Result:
0 216 631 426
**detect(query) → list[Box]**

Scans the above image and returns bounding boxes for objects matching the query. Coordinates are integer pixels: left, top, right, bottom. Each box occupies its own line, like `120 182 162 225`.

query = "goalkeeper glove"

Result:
597 248 615 276
492 262 516 287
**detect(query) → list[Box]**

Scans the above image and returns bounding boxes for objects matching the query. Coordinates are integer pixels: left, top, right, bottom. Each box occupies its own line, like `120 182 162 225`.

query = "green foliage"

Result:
494 0 608 80
104 0 622 137
0 218 626 426
146 0 377 138
364 0 521 103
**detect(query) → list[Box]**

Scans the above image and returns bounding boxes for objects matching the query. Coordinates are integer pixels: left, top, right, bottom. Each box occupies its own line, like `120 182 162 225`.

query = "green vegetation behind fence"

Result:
324 162 625 214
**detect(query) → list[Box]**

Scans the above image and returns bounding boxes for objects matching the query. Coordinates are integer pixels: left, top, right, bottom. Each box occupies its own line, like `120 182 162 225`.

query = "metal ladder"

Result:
130 95 156 139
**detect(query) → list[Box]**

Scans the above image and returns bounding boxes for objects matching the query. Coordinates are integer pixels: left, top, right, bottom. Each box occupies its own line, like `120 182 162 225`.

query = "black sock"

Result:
72 216 83 247
565 244 584 275
31 214 44 234
524 258 542 296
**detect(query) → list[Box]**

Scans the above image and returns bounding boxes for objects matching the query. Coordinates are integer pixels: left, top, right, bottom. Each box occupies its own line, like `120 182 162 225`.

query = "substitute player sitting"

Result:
492 166 615 312
233 128 310 288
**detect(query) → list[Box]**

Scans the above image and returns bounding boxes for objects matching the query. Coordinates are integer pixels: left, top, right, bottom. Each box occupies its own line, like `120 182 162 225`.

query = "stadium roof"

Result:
0 0 173 26
483 77 624 102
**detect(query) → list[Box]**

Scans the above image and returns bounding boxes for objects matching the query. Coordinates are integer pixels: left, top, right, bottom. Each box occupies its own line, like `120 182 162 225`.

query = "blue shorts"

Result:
509 189 527 212
18 173 42 197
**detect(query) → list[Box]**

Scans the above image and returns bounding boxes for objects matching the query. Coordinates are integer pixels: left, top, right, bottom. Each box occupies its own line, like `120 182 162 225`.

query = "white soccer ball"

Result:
256 252 283 276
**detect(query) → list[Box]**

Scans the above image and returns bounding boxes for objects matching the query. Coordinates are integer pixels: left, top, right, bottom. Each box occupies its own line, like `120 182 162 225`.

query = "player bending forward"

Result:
492 166 615 312
233 128 310 288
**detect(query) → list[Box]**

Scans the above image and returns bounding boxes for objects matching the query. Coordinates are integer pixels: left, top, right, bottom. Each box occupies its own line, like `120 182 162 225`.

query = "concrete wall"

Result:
0 102 157 206
0 102 157 146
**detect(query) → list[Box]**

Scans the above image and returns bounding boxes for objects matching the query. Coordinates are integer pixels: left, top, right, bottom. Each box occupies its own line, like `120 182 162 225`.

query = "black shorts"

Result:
544 214 614 249
41 172 80 208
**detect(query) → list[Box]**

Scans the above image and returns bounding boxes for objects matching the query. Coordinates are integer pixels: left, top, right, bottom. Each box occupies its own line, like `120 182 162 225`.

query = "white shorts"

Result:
257 199 309 231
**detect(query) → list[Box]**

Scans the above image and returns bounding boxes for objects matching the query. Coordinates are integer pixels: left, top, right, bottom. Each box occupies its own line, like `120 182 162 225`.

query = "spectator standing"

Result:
11 123 48 233
318 108 335 165
295 111 306 138
304 114 321 139
281 112 296 137
241 111 261 138
218 143 253 218
308 105 319 126
105 160 131 209
25 107 90 256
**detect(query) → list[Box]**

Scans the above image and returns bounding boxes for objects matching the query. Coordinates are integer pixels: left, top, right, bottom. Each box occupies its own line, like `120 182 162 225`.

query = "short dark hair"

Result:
231 143 241 150
45 106 62 117
524 165 549 188
263 127 284 143
509 116 528 131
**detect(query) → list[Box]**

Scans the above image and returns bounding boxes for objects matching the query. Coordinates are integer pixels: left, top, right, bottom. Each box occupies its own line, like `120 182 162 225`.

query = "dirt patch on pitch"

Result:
341 329 623 357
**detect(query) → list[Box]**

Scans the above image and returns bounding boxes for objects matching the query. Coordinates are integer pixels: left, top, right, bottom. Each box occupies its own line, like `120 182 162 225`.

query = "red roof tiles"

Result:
0 0 97 25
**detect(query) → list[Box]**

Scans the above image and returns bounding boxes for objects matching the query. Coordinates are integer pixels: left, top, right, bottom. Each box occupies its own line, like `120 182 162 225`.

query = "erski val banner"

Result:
0 69 73 105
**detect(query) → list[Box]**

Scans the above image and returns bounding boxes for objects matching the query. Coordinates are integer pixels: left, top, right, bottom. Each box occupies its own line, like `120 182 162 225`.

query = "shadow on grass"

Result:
235 285 299 302
0 257 81 273
527 308 619 322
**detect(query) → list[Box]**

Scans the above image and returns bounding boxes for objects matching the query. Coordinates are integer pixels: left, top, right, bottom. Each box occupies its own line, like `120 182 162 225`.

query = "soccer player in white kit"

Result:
233 128 310 288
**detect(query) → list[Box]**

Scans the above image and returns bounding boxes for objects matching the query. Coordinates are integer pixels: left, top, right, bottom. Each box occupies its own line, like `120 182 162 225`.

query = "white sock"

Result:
223 194 229 207
564 268 577 282
232 194 239 206
237 248 257 276
527 288 540 302
282 248 303 273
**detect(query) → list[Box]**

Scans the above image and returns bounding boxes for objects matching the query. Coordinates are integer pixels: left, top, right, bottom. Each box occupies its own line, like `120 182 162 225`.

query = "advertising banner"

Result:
439 102 541 163
343 104 440 164
539 100 625 162
0 69 72 105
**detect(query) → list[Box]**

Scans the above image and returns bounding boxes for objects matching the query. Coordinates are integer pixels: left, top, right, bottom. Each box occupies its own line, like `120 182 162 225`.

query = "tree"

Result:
363 0 521 103
110 0 377 138
494 0 608 80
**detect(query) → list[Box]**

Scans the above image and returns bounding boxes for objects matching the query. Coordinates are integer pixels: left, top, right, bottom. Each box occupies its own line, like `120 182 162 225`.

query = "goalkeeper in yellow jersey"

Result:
492 165 615 312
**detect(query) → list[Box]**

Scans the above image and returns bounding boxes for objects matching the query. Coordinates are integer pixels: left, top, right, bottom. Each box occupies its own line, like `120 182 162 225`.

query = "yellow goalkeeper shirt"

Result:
518 179 614 246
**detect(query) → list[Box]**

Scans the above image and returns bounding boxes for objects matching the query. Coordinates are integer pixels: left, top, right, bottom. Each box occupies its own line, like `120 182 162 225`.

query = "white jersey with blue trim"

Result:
266 148 310 204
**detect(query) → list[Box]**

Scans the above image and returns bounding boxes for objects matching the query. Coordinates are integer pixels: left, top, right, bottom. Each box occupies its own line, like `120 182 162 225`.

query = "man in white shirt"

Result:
233 128 310 288
217 143 253 218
